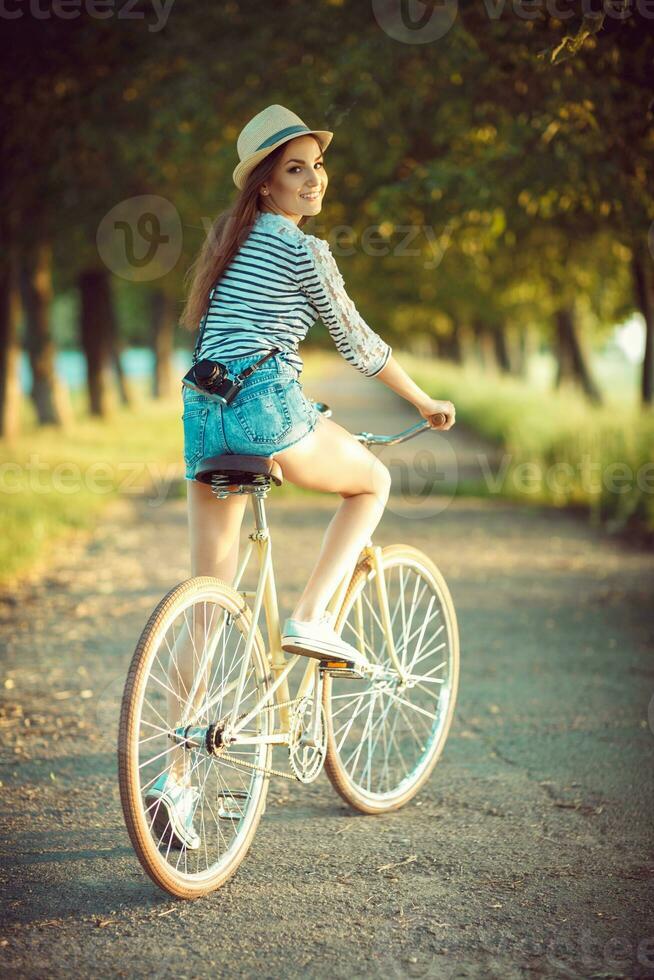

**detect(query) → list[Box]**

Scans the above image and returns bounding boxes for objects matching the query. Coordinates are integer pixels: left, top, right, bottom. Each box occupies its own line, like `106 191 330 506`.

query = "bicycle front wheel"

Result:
118 576 273 898
324 545 459 813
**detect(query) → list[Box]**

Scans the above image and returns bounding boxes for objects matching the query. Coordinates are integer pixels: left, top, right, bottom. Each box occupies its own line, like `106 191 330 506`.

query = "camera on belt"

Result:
181 348 282 406
181 359 244 405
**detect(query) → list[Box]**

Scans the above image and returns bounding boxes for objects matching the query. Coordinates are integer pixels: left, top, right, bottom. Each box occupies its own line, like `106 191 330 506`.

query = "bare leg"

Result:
167 481 248 780
273 414 392 622
187 478 248 580
290 494 386 620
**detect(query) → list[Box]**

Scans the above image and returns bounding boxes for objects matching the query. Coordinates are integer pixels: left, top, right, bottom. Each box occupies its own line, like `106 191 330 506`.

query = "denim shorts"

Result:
180 352 321 480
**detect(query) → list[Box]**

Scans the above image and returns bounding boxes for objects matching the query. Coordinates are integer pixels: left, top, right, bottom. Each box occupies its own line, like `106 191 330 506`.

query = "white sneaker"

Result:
145 771 201 850
281 612 369 669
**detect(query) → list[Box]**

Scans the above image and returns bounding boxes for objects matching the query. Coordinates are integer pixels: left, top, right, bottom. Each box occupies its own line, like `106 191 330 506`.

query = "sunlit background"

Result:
2 2 653 586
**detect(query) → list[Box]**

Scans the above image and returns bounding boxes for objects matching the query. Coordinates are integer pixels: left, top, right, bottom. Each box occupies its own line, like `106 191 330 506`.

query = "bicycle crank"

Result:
288 696 328 784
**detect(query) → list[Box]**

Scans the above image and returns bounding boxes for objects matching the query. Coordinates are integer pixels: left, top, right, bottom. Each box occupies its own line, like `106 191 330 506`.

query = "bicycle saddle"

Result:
194 454 284 487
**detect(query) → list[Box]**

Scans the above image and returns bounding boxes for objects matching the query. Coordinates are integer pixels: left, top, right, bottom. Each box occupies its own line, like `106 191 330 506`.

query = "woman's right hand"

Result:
415 397 456 430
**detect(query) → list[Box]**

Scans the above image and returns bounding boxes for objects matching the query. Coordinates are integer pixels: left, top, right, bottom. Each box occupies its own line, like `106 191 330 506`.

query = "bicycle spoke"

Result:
327 554 458 807
407 631 446 673
334 690 373 752
344 693 378 778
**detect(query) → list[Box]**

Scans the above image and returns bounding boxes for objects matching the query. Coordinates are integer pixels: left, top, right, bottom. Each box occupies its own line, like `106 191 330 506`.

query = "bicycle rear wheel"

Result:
323 545 459 813
118 576 273 898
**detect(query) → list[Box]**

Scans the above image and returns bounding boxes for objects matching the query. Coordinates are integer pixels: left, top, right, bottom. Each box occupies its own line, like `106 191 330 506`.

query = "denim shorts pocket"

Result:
231 379 293 445
182 405 210 468
287 378 319 426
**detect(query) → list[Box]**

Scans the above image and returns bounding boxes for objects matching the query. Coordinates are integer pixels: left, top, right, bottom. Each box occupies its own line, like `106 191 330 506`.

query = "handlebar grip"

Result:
427 412 447 427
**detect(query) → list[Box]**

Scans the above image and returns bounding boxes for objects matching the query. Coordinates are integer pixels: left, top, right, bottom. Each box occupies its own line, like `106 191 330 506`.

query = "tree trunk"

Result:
107 290 131 407
450 325 462 363
632 241 654 406
111 341 131 406
78 268 114 417
554 306 602 404
151 290 176 398
457 322 477 365
19 241 65 426
555 314 575 386
505 325 528 377
521 324 540 380
0 241 22 442
439 324 462 363
493 328 512 373
473 317 499 372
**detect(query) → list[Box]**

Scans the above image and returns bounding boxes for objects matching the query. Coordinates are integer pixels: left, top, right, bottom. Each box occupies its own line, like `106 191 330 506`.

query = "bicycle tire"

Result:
118 576 273 898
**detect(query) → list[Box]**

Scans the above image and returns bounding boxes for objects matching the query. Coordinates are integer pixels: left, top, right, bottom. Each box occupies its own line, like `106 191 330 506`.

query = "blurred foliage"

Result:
2 0 652 357
404 352 654 536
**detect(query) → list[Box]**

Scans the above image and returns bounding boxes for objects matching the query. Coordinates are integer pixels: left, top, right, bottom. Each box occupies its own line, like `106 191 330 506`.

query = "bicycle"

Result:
117 401 460 899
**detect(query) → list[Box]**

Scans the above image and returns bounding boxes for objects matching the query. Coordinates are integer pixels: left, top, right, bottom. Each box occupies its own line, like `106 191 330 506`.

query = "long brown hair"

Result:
179 135 323 334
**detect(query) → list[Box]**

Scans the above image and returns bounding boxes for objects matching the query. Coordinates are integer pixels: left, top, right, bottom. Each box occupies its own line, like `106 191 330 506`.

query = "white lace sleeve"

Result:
298 235 392 377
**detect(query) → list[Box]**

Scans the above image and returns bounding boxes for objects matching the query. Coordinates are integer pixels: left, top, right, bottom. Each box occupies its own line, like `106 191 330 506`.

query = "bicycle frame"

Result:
182 418 432 748
225 489 396 742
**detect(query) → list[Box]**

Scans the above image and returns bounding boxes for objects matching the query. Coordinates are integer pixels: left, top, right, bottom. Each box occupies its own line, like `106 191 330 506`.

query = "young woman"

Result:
147 105 456 846
179 104 455 665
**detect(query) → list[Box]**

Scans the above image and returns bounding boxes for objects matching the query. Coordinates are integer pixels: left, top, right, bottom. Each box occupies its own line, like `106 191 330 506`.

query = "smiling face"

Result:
258 134 328 224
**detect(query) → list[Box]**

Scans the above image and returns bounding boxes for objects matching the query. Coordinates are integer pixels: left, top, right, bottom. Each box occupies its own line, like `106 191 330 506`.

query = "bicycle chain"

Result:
214 695 308 781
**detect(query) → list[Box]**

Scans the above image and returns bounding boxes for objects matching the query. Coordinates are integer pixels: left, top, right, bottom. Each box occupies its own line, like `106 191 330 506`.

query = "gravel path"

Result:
1 359 653 979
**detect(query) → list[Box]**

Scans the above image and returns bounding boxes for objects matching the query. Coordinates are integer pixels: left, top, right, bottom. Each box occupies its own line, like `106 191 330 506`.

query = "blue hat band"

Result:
255 125 310 152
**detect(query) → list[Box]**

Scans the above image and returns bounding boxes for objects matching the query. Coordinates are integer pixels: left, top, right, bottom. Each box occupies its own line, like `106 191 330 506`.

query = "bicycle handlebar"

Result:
352 416 446 447
311 402 448 447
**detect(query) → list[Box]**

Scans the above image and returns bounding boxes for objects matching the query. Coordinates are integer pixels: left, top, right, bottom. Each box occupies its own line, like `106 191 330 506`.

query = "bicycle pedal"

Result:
217 790 249 821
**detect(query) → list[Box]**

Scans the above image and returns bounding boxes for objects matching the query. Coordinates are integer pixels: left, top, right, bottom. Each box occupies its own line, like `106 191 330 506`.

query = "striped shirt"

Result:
196 210 392 379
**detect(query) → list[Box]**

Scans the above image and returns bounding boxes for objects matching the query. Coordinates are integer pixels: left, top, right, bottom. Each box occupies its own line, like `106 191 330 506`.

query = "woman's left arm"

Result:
297 236 455 430
298 235 392 377
373 355 456 431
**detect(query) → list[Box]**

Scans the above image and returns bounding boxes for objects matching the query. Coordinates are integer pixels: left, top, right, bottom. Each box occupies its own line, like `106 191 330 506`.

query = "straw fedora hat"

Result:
232 104 333 190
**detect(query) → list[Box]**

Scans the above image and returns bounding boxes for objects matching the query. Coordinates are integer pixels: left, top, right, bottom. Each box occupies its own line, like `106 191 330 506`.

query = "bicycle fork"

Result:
352 543 407 684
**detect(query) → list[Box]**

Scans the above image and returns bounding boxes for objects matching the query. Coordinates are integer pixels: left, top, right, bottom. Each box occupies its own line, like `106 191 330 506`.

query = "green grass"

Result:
401 353 654 536
1 387 181 586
